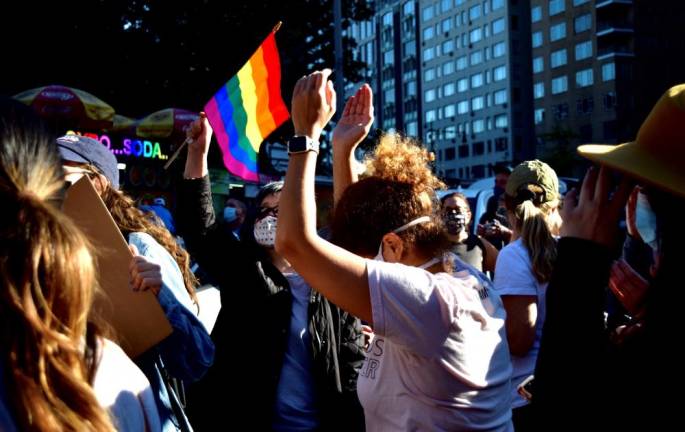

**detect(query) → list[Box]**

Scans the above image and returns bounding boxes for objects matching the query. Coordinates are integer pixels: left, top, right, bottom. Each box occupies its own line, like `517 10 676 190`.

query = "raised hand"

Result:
291 69 336 143
332 84 374 154
187 112 213 157
560 166 633 249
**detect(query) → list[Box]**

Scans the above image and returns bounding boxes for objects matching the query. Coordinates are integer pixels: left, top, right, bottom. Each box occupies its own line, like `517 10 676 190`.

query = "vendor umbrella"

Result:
13 85 115 130
136 108 198 140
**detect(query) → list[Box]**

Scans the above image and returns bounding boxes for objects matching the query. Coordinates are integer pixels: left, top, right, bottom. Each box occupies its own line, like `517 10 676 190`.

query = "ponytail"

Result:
506 185 559 283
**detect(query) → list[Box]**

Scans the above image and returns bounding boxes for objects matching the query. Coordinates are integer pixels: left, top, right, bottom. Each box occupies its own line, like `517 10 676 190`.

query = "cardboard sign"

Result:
63 176 172 358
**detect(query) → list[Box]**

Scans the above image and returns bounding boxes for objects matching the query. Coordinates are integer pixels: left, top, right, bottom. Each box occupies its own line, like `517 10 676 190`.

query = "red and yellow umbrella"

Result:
136 108 198 140
13 85 115 130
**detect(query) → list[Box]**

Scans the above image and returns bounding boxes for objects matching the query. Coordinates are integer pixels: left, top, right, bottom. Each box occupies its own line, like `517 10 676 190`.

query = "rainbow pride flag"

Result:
204 31 289 182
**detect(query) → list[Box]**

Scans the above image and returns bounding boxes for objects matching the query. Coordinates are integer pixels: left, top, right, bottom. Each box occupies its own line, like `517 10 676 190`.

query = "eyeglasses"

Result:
257 206 279 220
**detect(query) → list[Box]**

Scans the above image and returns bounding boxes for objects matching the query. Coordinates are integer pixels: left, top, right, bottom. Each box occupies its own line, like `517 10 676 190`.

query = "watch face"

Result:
289 136 308 153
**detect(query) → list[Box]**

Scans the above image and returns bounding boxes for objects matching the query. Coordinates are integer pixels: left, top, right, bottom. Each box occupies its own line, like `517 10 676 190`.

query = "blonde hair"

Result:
333 133 450 259
0 106 115 431
505 183 559 283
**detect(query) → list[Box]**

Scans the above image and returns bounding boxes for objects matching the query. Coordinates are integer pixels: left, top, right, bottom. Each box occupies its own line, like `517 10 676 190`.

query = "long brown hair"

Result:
332 133 450 259
99 183 199 307
0 100 115 431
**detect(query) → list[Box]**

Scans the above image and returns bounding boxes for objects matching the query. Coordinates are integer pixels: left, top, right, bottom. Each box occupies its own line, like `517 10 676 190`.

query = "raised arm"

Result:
276 70 372 323
332 84 374 206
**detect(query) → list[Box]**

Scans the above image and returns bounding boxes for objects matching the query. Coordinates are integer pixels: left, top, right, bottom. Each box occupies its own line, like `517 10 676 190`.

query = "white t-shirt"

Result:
93 338 161 431
493 239 548 409
358 260 513 432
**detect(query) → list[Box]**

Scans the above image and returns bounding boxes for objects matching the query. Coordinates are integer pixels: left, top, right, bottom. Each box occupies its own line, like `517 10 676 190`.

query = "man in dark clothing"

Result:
176 114 365 431
478 165 513 250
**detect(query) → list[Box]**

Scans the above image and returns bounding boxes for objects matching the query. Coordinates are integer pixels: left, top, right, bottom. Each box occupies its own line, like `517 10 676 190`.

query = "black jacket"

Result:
531 238 675 431
176 176 365 431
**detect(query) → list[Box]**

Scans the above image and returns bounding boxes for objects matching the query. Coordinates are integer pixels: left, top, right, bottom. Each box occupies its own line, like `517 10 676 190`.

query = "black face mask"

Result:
444 211 466 235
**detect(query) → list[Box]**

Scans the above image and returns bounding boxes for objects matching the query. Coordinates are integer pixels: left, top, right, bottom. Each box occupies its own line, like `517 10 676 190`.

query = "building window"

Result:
383 50 394 66
444 105 456 118
458 78 469 92
423 26 435 41
423 47 435 61
442 17 452 33
425 68 435 82
495 114 508 128
456 55 468 70
445 147 456 160
533 56 544 73
493 41 506 57
473 141 485 155
553 103 569 120
552 76 568 94
471 73 484 88
472 96 485 111
457 100 470 114
534 108 545 124
576 97 594 115
604 92 617 110
473 119 485 133
442 39 454 54
443 61 455 76
551 49 568 68
405 80 417 97
532 31 543 48
575 40 593 60
444 82 456 96
602 63 616 81
470 28 483 43
549 0 565 16
426 109 436 122
492 0 505 10
550 22 566 42
531 6 542 23
493 65 507 81
494 89 507 104
422 5 434 22
469 4 481 21
492 18 505 35
441 0 451 13
459 145 469 158
495 137 508 151
425 89 436 103
534 82 545 99
576 68 594 87
573 0 590 5
470 51 483 65
574 13 592 33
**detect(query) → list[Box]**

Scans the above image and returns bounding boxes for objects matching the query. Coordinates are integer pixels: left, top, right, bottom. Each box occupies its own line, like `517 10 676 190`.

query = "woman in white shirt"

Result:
275 71 513 432
492 160 561 430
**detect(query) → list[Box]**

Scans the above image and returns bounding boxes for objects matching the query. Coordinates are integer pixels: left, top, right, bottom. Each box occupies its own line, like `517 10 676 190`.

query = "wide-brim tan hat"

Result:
578 84 685 198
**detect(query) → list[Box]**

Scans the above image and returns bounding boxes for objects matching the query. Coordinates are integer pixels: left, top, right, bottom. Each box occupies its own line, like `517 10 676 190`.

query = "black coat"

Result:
176 176 365 431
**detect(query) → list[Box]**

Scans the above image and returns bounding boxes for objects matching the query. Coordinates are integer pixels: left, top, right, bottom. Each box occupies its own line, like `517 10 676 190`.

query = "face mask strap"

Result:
392 215 431 234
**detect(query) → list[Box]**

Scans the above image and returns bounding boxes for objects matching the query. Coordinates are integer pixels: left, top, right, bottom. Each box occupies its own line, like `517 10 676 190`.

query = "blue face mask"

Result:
635 192 658 251
223 206 238 223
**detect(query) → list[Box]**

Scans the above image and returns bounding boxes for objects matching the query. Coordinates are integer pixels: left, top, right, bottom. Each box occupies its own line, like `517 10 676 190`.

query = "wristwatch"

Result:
288 135 319 155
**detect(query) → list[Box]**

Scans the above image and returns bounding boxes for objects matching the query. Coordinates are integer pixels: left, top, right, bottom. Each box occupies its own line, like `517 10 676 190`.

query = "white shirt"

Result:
493 239 548 409
358 260 513 432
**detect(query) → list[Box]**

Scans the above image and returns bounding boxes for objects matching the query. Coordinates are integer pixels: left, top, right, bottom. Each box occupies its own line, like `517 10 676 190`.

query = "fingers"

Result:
342 94 355 117
579 166 598 204
594 165 612 203
129 244 139 256
363 84 374 118
561 187 578 219
327 80 337 114
611 176 634 214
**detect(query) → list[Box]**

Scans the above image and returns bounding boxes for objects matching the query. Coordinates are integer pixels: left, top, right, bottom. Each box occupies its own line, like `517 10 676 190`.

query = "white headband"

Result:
392 216 432 234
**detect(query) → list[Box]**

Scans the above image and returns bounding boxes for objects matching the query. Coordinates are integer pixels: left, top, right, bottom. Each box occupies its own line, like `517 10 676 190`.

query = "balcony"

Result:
597 45 635 61
596 0 632 8
596 20 634 37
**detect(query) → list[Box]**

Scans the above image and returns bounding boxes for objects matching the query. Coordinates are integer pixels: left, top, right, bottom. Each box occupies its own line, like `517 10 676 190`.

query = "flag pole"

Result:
272 21 282 33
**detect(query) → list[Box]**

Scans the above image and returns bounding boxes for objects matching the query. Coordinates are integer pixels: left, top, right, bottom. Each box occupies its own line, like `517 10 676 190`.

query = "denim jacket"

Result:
129 232 215 432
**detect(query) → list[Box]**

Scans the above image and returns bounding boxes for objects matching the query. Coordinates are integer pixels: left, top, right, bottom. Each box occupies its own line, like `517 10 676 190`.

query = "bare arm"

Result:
480 235 499 273
184 113 211 179
332 84 374 206
501 295 538 356
276 70 373 323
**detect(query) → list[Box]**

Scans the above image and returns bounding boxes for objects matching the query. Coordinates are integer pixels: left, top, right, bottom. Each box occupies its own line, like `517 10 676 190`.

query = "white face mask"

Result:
374 215 442 269
253 215 278 247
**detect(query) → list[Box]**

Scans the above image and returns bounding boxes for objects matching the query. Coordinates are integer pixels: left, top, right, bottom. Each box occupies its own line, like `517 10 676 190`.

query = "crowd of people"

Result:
1 60 683 431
